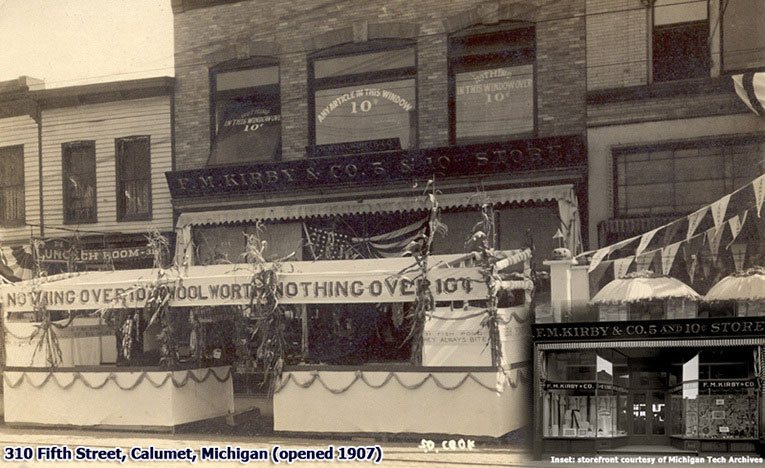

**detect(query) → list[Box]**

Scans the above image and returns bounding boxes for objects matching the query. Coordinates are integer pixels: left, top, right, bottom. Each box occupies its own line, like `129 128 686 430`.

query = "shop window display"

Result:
543 350 628 438
670 349 758 440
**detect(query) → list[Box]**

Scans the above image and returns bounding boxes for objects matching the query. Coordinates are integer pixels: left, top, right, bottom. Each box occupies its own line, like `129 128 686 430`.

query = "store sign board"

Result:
2 268 485 312
532 317 765 342
166 135 585 198
700 380 757 390
544 382 628 392
36 239 152 264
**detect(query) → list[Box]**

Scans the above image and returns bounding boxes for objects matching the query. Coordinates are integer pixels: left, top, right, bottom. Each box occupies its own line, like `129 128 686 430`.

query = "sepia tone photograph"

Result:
0 0 764 466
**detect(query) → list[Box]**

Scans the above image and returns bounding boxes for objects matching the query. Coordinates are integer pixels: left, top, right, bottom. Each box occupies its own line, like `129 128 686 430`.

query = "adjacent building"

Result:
0 77 175 279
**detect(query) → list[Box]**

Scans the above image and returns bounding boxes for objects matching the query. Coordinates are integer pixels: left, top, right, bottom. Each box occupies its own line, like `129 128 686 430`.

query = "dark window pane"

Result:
314 49 414 79
63 142 97 224
653 21 710 82
117 137 151 220
0 146 24 225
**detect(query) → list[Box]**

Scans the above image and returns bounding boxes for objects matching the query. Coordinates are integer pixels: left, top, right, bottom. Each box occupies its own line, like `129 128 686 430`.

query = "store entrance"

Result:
626 360 672 446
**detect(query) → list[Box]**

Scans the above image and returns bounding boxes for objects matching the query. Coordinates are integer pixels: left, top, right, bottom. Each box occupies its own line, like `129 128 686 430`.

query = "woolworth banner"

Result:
1 268 486 312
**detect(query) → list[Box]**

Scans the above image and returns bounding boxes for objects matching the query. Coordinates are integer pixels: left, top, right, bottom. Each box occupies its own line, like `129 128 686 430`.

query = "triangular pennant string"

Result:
706 226 724 263
635 228 660 258
661 221 681 247
635 249 658 272
730 244 747 272
687 206 708 239
661 242 682 276
726 210 748 248
613 256 634 279
753 174 765 217
588 247 610 273
710 194 731 228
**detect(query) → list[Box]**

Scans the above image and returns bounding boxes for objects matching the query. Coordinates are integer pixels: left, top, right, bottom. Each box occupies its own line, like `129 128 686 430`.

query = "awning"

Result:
177 184 576 228
537 338 765 350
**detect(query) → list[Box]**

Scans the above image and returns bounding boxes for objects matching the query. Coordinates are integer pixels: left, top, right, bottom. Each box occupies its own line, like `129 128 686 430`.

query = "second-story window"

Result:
116 136 152 221
310 43 417 152
208 60 281 165
62 141 97 224
652 0 710 82
0 145 24 226
721 0 765 73
449 24 536 143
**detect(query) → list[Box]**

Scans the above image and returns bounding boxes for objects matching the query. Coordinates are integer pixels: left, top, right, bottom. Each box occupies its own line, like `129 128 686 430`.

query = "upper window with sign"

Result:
652 0 710 82
310 42 417 154
449 24 535 144
208 60 281 165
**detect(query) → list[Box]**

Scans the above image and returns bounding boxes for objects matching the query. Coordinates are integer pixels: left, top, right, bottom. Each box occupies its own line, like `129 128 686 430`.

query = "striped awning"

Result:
537 338 765 350
177 184 576 229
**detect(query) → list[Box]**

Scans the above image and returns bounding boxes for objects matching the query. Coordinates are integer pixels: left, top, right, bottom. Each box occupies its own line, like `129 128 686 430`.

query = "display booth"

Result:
1 252 532 436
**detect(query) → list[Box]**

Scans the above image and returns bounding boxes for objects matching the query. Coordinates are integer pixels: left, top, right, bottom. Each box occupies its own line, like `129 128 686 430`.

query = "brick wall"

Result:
173 0 587 170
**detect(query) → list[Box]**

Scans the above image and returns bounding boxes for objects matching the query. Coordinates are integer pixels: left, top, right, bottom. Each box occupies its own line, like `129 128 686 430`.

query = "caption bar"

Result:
4 444 383 464
552 455 765 465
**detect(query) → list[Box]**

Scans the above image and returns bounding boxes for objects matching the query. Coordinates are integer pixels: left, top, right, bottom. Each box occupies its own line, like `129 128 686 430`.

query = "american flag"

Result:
304 218 427 260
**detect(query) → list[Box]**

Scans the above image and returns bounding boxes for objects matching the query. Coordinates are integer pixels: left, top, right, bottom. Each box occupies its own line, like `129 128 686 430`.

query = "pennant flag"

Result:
613 256 634 279
660 220 681 247
635 249 658 272
710 194 731 228
682 235 704 283
727 211 748 247
588 261 612 292
687 206 708 239
732 72 765 116
706 225 724 263
553 228 564 239
588 247 610 272
754 174 765 217
661 242 682 276
635 228 660 258
730 244 748 272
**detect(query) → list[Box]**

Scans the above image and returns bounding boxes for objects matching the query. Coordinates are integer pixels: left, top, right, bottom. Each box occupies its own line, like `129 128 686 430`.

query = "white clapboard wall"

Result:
0 114 41 243
40 96 173 234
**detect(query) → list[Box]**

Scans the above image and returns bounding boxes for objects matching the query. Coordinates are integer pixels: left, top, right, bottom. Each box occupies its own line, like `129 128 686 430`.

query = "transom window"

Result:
310 42 416 153
209 60 281 165
449 24 536 143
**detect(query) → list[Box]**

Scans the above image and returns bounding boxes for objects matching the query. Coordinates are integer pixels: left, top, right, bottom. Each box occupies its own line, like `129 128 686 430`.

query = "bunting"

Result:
661 242 682 276
635 228 660 257
754 175 765 217
727 211 748 248
706 225 725 263
613 256 634 279
732 72 765 116
635 249 658 272
730 244 748 272
682 234 705 283
710 194 731 228
686 206 708 240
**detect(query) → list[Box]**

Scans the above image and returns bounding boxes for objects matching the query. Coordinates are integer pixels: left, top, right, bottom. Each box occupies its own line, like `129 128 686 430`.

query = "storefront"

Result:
2 252 532 436
533 319 765 454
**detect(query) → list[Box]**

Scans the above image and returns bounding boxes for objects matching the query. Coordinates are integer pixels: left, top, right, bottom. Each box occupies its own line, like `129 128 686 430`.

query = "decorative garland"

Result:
427 309 532 324
274 368 530 395
4 366 231 391
470 204 503 367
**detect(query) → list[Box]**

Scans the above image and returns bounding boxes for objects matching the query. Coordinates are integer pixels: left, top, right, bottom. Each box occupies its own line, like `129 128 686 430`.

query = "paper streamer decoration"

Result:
661 242 682 276
687 206 708 240
613 256 634 279
710 194 731 228
635 228 660 258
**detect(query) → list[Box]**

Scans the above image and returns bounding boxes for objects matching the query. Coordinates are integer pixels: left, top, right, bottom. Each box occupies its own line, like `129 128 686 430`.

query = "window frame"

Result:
0 144 25 227
208 57 282 162
448 23 537 145
307 40 418 152
611 134 765 218
115 135 152 222
719 0 765 74
650 1 711 83
62 140 97 225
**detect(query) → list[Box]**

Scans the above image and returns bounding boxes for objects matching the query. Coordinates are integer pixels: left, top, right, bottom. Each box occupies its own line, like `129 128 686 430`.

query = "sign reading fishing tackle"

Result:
1 268 486 312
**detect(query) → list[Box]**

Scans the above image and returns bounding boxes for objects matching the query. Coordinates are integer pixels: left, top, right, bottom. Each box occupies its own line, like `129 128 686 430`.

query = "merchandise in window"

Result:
449 25 535 142
209 62 281 165
116 136 151 221
0 145 24 226
62 141 97 224
310 44 416 152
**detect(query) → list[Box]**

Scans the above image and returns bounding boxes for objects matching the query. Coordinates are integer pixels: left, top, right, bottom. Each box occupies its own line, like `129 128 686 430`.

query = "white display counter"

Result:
273 366 529 437
3 366 233 430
